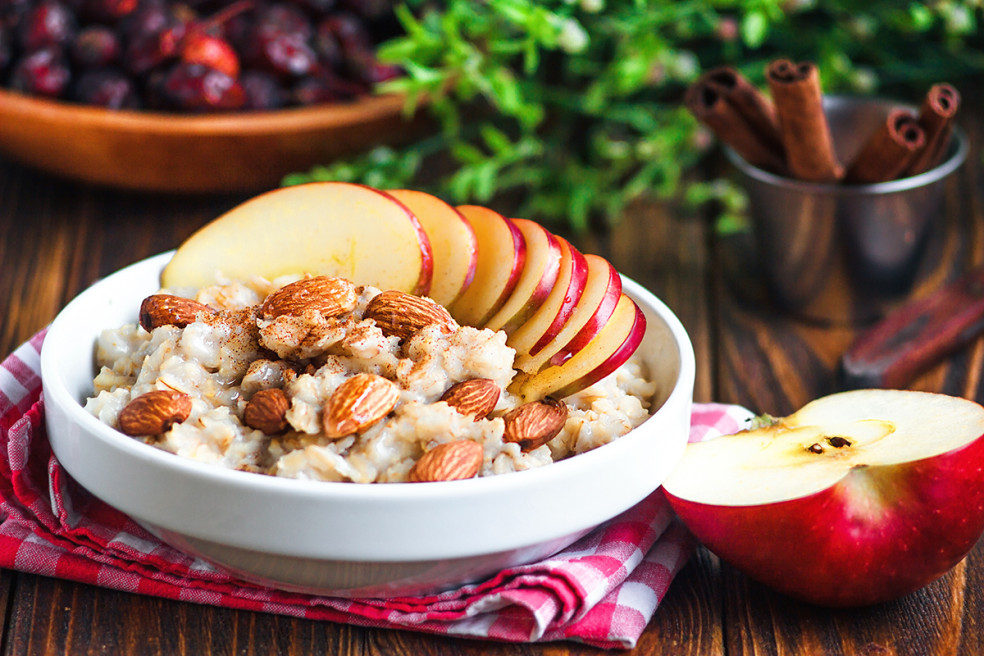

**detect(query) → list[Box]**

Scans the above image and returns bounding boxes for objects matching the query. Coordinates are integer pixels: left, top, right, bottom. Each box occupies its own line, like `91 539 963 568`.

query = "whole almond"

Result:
364 290 457 341
502 397 568 452
139 294 215 331
408 440 484 482
323 373 400 438
260 276 357 320
441 379 500 420
118 389 193 436
244 388 290 435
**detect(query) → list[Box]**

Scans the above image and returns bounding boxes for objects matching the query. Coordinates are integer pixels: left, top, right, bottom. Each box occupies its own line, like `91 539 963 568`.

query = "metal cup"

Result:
726 95 968 324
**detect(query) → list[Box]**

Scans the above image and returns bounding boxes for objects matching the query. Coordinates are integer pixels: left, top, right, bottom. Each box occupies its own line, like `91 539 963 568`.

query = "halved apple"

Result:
663 389 984 607
448 205 527 327
482 218 562 334
506 237 588 358
385 189 478 307
162 182 433 294
510 293 646 402
513 253 621 374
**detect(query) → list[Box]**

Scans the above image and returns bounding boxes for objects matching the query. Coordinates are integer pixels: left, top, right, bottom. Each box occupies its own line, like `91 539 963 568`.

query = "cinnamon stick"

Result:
685 68 786 173
766 59 843 182
903 83 961 176
843 110 926 184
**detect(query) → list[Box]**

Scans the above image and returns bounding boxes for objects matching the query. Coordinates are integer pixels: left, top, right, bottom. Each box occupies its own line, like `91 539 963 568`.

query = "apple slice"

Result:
162 182 433 294
510 293 646 402
506 237 588 358
482 218 562 334
448 205 526 327
385 189 478 307
513 253 621 374
663 389 984 607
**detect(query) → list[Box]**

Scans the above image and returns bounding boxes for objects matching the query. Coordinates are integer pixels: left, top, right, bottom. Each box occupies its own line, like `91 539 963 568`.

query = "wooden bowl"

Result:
0 88 423 193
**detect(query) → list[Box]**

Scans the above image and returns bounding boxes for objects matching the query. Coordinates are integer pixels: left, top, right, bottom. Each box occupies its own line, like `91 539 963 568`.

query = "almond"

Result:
139 294 215 331
502 397 568 452
323 373 399 438
363 290 457 341
118 389 193 436
441 379 500 420
408 440 484 482
260 276 357 320
244 388 290 435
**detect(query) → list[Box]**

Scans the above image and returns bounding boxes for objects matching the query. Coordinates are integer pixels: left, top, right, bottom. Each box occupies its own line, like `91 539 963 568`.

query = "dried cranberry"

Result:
161 61 245 112
181 32 239 77
244 28 317 78
71 25 120 68
339 0 390 20
10 46 71 97
73 68 139 108
0 24 12 72
81 0 138 22
118 1 172 40
17 1 76 51
292 68 364 105
241 69 286 110
257 4 312 41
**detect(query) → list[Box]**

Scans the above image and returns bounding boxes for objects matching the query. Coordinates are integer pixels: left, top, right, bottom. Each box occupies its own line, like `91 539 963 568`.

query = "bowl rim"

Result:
0 86 409 136
724 94 969 196
40 251 697 505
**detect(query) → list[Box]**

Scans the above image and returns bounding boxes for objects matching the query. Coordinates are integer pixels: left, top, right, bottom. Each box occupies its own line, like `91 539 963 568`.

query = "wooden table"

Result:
0 104 981 655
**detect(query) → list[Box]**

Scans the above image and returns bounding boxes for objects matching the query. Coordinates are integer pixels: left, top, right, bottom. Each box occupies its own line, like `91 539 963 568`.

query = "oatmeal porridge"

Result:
85 275 657 483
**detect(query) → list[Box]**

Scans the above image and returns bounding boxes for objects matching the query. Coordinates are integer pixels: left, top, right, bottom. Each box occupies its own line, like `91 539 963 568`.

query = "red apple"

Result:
385 189 478 307
514 253 622 374
482 218 562 334
663 389 984 607
510 293 645 402
506 237 588 359
162 182 433 295
448 205 527 327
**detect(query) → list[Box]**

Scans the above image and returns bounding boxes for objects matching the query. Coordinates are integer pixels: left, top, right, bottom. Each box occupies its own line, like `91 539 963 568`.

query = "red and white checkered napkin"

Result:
0 330 752 650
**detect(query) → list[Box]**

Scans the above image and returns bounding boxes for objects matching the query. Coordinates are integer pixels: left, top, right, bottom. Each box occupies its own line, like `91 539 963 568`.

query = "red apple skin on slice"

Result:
448 205 526 327
663 389 984 607
386 189 478 307
550 257 621 368
511 293 646 402
514 253 621 374
482 218 562 334
506 238 588 358
161 182 433 295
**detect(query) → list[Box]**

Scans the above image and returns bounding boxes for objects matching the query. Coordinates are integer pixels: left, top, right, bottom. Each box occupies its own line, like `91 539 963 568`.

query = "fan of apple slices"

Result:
161 182 646 402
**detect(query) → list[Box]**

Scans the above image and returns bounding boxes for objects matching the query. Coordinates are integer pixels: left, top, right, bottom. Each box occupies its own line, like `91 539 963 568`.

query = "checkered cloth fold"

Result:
0 330 752 649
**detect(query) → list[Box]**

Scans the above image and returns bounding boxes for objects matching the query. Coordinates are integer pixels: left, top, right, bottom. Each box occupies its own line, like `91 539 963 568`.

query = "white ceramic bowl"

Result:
41 252 695 597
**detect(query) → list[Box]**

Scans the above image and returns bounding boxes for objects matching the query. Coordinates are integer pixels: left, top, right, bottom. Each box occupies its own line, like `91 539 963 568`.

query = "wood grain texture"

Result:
0 91 982 654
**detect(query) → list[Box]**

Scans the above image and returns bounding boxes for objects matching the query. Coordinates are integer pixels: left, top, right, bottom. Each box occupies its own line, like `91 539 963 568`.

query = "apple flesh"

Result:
385 189 478 307
162 182 433 295
663 389 984 607
510 293 645 402
448 205 526 327
482 218 562 334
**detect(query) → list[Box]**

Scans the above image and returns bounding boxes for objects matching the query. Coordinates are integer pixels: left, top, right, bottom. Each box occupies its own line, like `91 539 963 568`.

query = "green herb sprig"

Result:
285 1 984 232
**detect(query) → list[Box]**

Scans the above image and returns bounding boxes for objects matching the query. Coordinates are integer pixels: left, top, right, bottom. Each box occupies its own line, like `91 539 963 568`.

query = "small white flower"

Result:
558 18 589 54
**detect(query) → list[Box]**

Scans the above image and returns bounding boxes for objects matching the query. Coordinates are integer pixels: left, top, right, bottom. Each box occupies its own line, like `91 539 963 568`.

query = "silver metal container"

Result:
726 95 968 324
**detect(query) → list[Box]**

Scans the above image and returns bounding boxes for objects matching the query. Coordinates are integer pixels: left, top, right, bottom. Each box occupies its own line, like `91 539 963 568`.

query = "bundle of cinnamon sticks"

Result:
685 59 960 184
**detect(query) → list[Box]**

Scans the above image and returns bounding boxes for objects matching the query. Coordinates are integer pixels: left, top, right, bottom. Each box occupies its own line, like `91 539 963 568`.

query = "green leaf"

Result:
740 11 769 48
